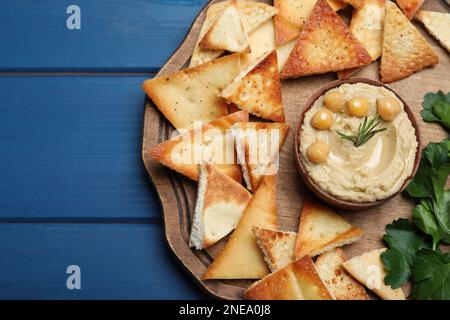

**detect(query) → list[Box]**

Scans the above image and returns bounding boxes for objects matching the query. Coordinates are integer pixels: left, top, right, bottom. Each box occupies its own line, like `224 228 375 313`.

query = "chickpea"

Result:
377 97 401 121
347 97 370 117
311 108 334 130
324 91 345 112
307 141 329 164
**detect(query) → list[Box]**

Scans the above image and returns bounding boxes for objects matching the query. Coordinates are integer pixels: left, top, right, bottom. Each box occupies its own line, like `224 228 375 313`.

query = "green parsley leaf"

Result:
381 219 431 288
413 199 445 250
421 91 450 130
411 249 450 300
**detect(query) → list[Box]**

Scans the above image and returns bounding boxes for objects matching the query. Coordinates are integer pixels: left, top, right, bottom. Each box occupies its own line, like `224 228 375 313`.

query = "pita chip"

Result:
416 10 450 53
395 0 424 19
315 248 369 300
281 0 372 79
380 1 438 83
190 0 278 67
342 248 406 300
342 0 364 7
202 174 278 280
220 50 284 122
189 164 252 250
232 122 289 191
199 0 250 53
143 54 241 130
295 199 364 259
147 111 248 182
244 256 335 300
337 0 385 79
274 0 347 46
252 227 297 271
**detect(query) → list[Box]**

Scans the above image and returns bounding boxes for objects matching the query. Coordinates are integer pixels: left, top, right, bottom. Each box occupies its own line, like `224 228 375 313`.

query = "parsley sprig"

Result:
337 116 386 147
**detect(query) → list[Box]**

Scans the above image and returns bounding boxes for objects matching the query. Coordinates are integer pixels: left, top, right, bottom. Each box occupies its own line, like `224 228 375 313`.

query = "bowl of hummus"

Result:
295 78 421 210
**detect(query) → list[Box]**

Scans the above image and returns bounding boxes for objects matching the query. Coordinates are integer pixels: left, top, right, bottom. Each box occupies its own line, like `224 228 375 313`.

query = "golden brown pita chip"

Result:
315 248 369 300
189 164 252 250
199 0 250 53
337 0 385 79
416 10 450 53
395 0 424 19
274 0 346 47
252 227 297 271
202 175 278 280
342 248 406 300
281 0 372 79
190 0 278 67
232 122 289 191
220 50 284 122
294 199 364 259
148 111 248 182
342 0 364 7
143 54 241 130
244 256 335 300
380 1 438 83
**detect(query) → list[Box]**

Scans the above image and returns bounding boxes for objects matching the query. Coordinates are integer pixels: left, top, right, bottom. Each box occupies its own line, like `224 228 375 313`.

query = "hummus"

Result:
299 83 418 202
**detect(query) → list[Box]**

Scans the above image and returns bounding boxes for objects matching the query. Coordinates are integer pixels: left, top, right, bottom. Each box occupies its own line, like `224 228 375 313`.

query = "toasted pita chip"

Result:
148 111 248 182
380 1 438 83
143 54 241 130
281 0 372 79
337 0 385 79
203 174 278 279
342 0 364 7
190 0 278 67
342 248 406 300
242 20 296 72
395 0 424 19
295 199 364 259
220 51 284 122
316 248 369 300
232 122 289 191
199 0 250 53
274 0 347 46
252 227 297 271
245 256 335 300
189 164 252 249
416 10 450 53
277 39 297 72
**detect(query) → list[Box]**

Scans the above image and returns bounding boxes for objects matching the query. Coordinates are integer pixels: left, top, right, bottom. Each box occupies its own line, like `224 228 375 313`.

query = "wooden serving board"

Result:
142 0 450 299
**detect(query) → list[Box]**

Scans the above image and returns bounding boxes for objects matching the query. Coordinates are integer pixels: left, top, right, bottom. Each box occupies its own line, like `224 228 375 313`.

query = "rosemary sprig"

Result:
337 116 387 148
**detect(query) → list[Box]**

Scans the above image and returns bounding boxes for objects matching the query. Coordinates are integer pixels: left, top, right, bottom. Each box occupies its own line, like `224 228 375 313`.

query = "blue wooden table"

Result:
0 0 210 299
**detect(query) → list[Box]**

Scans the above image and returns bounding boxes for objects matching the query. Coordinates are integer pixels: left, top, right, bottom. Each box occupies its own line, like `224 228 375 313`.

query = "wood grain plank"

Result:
0 0 208 72
0 223 205 299
0 75 159 219
142 0 450 299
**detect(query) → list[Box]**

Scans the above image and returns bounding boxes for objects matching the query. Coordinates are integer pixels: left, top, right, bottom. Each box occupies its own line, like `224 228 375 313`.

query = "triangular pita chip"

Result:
281 0 372 79
190 0 278 67
189 164 252 249
232 122 290 191
395 0 424 19
315 248 369 300
342 0 364 7
416 10 450 53
380 1 438 83
148 111 248 182
342 248 406 300
252 227 297 271
337 0 385 79
274 0 347 46
220 50 284 122
244 256 335 300
295 199 364 258
199 0 250 53
242 20 296 73
202 174 278 279
143 54 241 130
